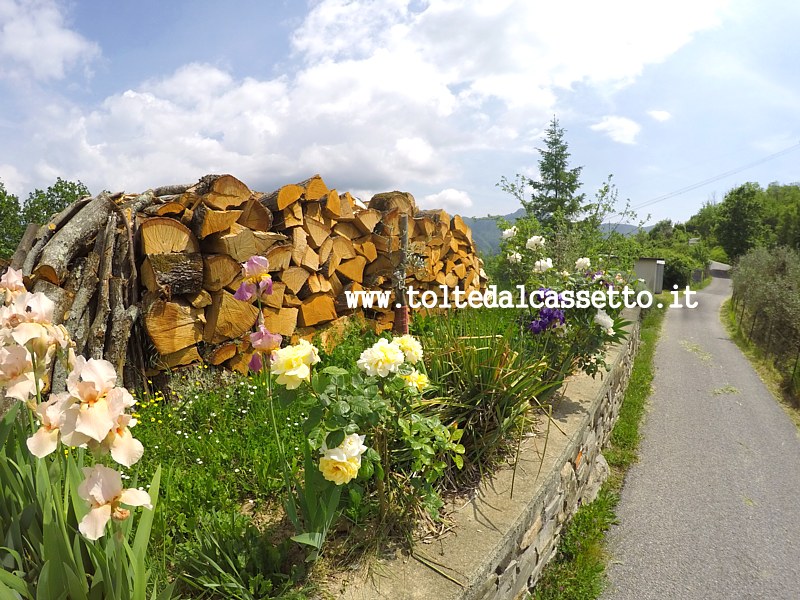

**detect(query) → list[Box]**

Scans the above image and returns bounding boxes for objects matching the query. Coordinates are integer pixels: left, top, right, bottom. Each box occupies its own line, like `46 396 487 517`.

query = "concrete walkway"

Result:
603 263 800 599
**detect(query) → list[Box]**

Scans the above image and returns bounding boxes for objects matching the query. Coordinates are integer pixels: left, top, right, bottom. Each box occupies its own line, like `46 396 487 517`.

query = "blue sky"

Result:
1 0 799 224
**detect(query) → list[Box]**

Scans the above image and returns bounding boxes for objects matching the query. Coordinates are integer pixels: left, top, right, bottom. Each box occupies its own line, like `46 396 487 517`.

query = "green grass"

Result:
129 367 309 595
721 299 800 427
531 296 669 599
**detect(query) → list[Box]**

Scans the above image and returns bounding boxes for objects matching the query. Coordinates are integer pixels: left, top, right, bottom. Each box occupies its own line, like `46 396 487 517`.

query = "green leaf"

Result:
290 532 323 549
0 567 32 599
325 429 345 449
321 366 349 377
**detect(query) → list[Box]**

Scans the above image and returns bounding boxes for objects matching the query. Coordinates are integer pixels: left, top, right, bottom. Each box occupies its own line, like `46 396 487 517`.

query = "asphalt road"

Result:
603 263 800 599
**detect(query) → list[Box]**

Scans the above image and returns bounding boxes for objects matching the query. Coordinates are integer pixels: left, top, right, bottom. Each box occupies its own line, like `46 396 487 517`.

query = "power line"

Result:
630 142 800 211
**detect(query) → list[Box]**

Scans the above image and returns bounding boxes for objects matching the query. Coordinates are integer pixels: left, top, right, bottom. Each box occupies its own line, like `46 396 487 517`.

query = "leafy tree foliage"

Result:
0 177 90 259
716 182 765 260
0 182 23 259
23 178 89 227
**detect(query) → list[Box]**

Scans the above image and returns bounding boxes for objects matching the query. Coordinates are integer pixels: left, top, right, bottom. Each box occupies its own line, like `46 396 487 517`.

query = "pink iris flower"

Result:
233 256 273 302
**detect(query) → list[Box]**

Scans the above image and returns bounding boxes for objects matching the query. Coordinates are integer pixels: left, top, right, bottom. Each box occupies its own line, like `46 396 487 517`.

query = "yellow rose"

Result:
393 334 424 364
357 338 405 377
271 339 320 389
402 369 429 393
318 456 360 485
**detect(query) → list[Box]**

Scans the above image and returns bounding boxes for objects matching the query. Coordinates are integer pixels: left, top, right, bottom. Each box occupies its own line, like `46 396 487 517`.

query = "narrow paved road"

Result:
603 263 800 599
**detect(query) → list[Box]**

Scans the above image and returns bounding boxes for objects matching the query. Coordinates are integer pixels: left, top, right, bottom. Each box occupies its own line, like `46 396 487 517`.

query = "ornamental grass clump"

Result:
0 267 168 599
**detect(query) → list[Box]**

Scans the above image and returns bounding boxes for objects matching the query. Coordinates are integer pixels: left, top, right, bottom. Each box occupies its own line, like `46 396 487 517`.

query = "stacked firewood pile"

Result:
13 174 485 381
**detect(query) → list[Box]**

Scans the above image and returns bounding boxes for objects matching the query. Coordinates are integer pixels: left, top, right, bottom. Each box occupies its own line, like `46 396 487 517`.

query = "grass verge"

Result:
721 298 800 428
530 295 669 600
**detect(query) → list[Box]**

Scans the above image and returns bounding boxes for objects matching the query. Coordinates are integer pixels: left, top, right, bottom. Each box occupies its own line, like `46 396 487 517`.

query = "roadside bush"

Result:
732 246 800 395
658 249 699 289
709 245 729 264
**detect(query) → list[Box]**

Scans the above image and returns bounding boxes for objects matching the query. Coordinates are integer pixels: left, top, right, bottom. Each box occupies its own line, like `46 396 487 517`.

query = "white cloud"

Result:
0 0 99 81
422 188 473 212
0 163 27 197
5 0 729 198
590 116 642 144
647 110 672 122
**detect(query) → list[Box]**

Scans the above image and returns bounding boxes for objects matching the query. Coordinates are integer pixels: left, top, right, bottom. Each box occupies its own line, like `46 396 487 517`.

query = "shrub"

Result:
658 249 699 289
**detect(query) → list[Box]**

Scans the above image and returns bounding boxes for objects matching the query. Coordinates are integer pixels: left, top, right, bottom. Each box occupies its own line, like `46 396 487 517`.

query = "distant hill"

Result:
460 210 650 255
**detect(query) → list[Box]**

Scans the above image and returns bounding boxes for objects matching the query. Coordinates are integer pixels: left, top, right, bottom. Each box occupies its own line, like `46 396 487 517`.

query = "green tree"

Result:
22 177 89 227
499 116 586 230
716 182 765 260
0 181 23 259
684 200 721 245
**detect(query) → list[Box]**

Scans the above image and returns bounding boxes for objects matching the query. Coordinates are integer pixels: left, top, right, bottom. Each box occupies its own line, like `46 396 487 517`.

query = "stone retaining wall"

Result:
337 308 640 600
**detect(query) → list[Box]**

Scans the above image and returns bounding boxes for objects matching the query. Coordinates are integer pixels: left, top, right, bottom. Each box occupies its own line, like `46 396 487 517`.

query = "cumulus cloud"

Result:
647 109 672 121
590 116 642 144
0 0 99 81
6 0 729 198
422 188 473 212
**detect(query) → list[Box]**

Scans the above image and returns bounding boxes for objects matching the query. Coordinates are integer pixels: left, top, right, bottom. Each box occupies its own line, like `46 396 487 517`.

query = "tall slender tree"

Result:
499 116 586 230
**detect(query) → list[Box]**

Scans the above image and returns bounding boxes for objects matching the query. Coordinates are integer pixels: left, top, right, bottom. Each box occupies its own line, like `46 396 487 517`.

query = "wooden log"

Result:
142 252 204 297
185 289 213 309
290 227 308 266
261 306 298 337
354 238 378 262
450 214 473 242
263 183 303 211
301 246 320 272
202 174 252 210
302 217 329 249
318 236 334 265
141 216 200 254
153 183 193 197
142 201 185 217
226 351 256 375
299 174 329 201
144 296 204 355
104 281 138 377
298 293 337 326
159 346 202 369
332 222 361 240
253 231 287 253
334 282 363 315
263 281 285 309
265 244 292 272
353 208 381 235
31 193 114 284
10 223 39 270
331 236 356 261
203 222 257 262
281 266 310 295
369 191 416 216
203 341 239 365
88 213 118 359
413 216 435 239
22 195 95 277
322 190 342 220
203 254 241 292
337 191 356 222
335 256 367 284
31 280 70 324
203 290 259 344
275 202 303 229
190 204 242 239
237 193 273 231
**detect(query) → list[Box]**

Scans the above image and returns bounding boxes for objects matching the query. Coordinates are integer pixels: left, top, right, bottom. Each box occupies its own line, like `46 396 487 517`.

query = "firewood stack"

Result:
14 173 486 381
